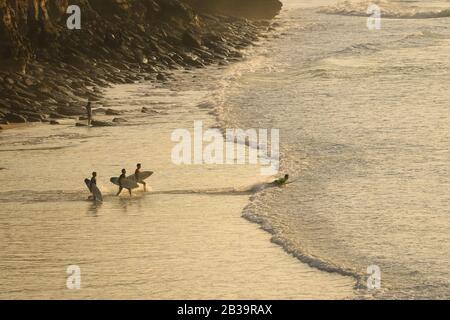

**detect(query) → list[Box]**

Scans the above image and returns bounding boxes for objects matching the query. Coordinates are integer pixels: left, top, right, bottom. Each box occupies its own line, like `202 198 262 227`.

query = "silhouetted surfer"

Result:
89 172 97 191
87 172 98 201
135 163 146 192
272 174 289 186
116 168 132 196
86 101 92 126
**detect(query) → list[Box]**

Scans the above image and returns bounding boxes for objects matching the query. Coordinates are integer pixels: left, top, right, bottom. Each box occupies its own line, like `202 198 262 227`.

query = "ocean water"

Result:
219 0 450 299
0 64 355 298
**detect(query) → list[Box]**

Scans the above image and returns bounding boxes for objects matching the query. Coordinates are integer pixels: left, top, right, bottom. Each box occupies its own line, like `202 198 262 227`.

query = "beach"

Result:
0 70 355 299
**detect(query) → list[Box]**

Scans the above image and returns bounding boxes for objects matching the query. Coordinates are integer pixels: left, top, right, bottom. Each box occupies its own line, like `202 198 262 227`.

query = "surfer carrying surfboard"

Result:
89 172 97 192
135 163 147 192
116 169 132 196
86 172 98 201
85 172 103 202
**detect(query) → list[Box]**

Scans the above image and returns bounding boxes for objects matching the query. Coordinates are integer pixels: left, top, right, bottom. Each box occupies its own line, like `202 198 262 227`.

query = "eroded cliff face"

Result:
0 0 282 61
0 0 192 61
0 0 281 123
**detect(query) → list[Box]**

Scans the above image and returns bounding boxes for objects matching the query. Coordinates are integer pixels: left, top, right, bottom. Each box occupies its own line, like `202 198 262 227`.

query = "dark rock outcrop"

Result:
4 113 27 123
0 0 281 120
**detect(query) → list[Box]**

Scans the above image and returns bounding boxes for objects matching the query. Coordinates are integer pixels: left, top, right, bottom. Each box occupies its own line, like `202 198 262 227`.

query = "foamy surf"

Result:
319 0 450 19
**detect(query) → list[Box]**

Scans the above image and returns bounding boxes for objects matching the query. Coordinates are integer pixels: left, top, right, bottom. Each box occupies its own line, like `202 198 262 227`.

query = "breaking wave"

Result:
319 1 450 19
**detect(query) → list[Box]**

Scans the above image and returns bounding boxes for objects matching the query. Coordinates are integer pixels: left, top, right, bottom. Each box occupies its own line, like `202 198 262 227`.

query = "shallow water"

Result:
222 0 450 299
0 67 355 299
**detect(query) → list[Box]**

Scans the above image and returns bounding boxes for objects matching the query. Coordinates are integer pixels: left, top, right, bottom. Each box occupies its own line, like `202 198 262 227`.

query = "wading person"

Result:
135 163 147 192
116 169 132 197
89 172 97 200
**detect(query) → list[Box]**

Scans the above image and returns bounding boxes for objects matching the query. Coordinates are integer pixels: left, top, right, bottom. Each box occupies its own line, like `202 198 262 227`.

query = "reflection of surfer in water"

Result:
272 174 289 186
116 169 132 196
89 172 97 200
135 163 147 192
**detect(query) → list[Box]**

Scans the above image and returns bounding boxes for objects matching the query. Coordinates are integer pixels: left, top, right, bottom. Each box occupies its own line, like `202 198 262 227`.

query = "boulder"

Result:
56 105 85 116
50 120 60 125
105 108 122 116
92 120 115 127
182 31 202 48
4 113 27 123
112 117 127 123
48 112 69 119
22 112 45 122
156 73 168 82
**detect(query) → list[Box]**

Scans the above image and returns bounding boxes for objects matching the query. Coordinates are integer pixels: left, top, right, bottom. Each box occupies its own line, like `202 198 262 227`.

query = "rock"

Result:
0 119 8 125
182 31 202 48
79 116 88 121
92 120 115 127
5 77 15 85
105 108 122 116
156 73 168 82
4 113 27 123
48 112 68 119
50 120 60 125
93 108 107 114
27 116 42 122
22 111 45 122
76 122 88 127
56 105 85 116
112 117 127 123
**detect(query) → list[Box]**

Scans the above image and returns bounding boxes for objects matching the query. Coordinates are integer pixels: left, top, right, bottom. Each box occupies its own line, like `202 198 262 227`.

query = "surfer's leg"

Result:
142 181 147 192
128 188 132 196
116 187 123 196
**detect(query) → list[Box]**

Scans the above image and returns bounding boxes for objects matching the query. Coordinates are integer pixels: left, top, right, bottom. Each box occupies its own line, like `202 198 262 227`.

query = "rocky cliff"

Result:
0 0 282 125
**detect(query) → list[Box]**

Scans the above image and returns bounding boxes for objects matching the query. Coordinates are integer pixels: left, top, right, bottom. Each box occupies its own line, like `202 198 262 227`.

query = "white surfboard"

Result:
85 179 103 202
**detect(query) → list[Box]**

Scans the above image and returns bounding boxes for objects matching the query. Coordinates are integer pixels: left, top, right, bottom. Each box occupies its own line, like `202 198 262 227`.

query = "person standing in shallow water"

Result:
89 172 97 201
135 163 147 192
116 169 132 197
86 101 92 126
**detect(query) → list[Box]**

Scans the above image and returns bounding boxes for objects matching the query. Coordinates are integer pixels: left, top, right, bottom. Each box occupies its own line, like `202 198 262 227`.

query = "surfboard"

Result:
127 171 154 182
84 179 103 202
110 177 139 189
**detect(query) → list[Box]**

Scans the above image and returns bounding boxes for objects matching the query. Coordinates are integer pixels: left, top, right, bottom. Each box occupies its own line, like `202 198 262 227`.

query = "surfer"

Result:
116 168 132 196
87 172 98 201
85 100 92 126
135 163 147 191
272 174 289 186
89 172 97 191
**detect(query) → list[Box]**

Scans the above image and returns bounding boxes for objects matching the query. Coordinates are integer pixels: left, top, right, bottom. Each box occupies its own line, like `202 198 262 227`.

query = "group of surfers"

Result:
87 163 147 199
87 164 289 201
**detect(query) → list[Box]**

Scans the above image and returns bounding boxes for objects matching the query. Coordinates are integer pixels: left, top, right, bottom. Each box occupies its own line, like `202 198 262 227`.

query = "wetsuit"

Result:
89 177 97 192
273 177 288 186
